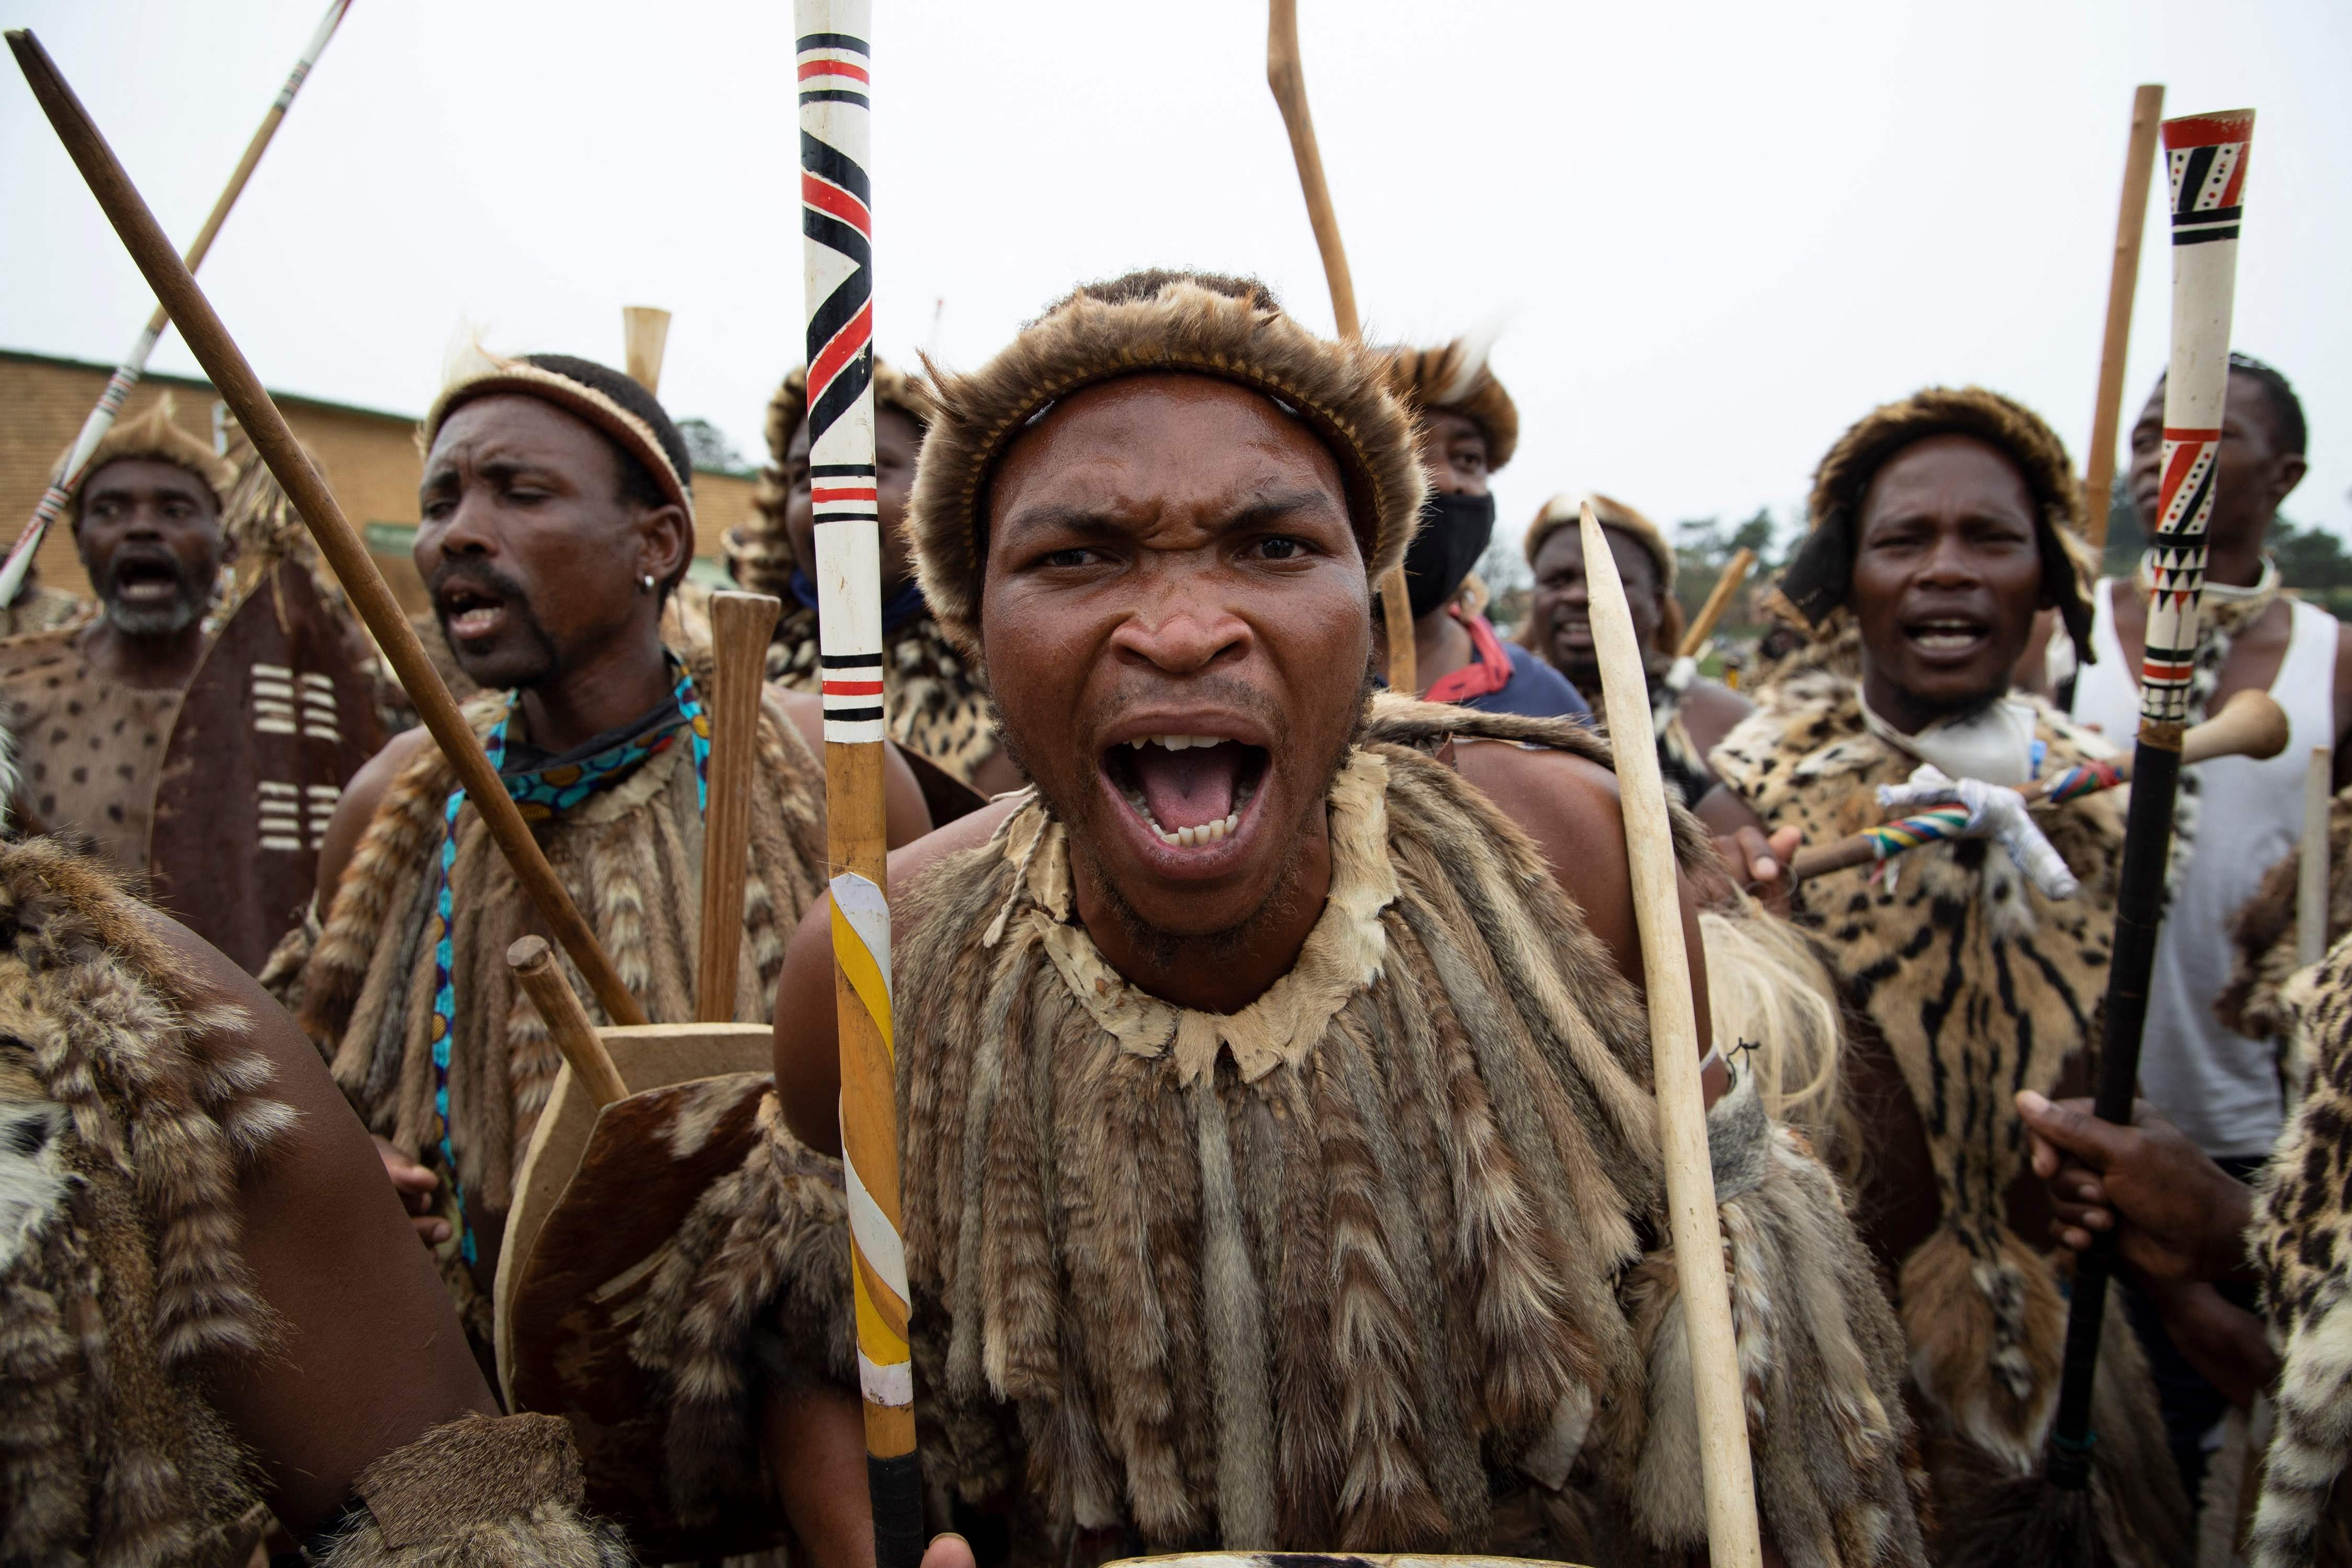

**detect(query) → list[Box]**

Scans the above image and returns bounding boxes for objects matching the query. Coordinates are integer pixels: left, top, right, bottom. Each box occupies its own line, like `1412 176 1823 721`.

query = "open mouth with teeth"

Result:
1102 733 1271 849
439 586 509 641
109 557 185 605
1903 616 1990 658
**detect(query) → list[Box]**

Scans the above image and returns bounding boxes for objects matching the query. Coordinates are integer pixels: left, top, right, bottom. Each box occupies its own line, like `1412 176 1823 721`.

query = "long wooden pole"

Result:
0 0 355 607
2083 84 2165 553
2047 105 2256 1495
1267 0 1417 696
696 590 783 1021
792 12 920 1568
507 936 628 1109
1577 501 1763 1566
1677 546 1755 660
7 27 649 1029
2300 746 2331 968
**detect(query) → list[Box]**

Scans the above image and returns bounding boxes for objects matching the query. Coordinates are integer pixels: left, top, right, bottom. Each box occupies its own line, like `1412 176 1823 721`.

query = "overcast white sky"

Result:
5 1 2347 551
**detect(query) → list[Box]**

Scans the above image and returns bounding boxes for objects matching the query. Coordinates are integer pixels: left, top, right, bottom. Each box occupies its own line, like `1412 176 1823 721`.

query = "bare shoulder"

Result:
768 686 937 848
316 726 435 908
1449 740 1635 935
1678 679 1754 756
887 791 1027 914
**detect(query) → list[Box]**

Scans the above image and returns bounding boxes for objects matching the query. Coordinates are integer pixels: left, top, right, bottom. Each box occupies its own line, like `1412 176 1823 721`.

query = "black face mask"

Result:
1400 490 1497 619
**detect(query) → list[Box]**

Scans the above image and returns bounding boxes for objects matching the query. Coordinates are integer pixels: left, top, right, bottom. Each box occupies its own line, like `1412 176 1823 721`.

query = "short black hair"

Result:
2228 352 2308 456
521 353 697 511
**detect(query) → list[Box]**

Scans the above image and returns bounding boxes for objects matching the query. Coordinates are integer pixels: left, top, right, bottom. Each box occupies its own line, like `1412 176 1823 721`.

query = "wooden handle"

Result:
696 591 782 1021
1678 547 1754 660
1266 1 1419 696
508 936 628 1109
8 29 650 1029
2301 746 2331 967
622 305 671 396
1788 687 2292 882
2083 84 2165 553
1576 503 1763 1566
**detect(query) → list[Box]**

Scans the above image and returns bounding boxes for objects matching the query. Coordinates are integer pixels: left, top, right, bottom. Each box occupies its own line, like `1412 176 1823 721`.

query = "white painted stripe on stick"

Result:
841 1140 909 1302
829 871 892 995
859 1350 913 1407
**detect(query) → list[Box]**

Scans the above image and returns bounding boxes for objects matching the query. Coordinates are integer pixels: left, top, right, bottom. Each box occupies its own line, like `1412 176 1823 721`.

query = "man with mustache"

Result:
1701 388 2190 1559
637 272 1922 1567
1373 338 1587 718
1524 491 1750 803
285 349 928 1362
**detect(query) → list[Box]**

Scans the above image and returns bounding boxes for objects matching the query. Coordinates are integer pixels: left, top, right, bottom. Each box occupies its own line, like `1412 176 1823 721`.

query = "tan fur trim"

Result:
318 1413 630 1566
62 391 236 518
1523 491 1675 590
1377 335 1519 470
423 353 695 525
907 271 1427 657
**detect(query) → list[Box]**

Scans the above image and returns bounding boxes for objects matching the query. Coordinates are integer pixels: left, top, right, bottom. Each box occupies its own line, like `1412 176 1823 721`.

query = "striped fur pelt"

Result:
2246 937 2352 1567
291 654 826 1343
765 601 1000 786
2218 781 2352 1051
0 838 294 1566
1711 667 2192 1560
310 1414 632 1568
639 703 1924 1566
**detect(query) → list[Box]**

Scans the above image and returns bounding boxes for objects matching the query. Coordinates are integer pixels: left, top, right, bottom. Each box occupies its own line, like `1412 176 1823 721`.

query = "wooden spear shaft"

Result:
1267 0 1417 696
7 27 649 1028
1577 502 1763 1567
0 0 354 607
2082 84 2164 554
696 591 783 1022
1678 546 1755 661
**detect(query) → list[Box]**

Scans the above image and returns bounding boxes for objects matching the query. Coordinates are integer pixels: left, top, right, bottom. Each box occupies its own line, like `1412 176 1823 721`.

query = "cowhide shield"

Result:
147 562 385 973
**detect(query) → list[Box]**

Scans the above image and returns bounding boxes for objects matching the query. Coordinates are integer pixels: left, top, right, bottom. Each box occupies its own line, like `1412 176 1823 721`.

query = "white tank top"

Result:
2072 579 2339 1156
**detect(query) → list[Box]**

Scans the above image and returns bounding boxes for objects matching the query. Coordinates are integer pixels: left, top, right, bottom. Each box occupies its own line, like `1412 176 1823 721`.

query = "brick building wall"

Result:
0 349 756 614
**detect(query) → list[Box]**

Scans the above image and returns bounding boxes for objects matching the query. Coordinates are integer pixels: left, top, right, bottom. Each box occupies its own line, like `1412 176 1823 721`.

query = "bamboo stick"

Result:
0 0 355 607
1678 546 1755 660
695 590 783 1022
1266 0 1416 696
2083 84 2164 554
1576 502 1763 1566
2301 746 2331 968
7 27 649 1028
507 937 628 1109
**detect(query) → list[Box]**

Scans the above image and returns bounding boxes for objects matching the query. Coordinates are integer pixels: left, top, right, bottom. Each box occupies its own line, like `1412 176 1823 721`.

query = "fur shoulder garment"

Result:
1709 671 2190 1530
0 838 292 1566
767 602 998 786
2219 781 2352 1047
295 664 827 1242
2244 938 2352 1567
639 702 1924 1567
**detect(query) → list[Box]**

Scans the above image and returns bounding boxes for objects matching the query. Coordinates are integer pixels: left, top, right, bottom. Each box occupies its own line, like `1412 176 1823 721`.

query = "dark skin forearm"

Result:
2144 1277 2279 1410
766 1383 882 1568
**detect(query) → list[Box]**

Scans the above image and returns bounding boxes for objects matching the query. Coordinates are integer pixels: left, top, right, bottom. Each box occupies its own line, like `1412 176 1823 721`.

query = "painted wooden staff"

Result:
0 0 354 608
6 26 649 1030
1578 500 1763 1566
2082 84 2164 553
1677 545 1755 661
1789 686 2287 882
793 9 921 1567
2044 105 2256 1512
1266 0 1417 697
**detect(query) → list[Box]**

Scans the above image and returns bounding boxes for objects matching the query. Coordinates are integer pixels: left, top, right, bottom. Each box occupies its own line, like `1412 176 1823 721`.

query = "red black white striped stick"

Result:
793 9 921 1568
0 0 354 607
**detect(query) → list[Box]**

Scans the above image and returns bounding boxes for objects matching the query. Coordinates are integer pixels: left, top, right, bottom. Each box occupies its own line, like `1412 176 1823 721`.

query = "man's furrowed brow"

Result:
1218 487 1343 532
994 503 1132 544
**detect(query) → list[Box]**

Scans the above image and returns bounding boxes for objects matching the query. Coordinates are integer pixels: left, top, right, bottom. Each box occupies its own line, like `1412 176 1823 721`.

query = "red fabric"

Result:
1422 610 1512 705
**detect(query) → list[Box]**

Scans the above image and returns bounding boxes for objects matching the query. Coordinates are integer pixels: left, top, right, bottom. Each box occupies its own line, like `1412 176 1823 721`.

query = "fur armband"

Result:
1608 1075 1928 1568
311 1413 630 1566
630 1088 857 1526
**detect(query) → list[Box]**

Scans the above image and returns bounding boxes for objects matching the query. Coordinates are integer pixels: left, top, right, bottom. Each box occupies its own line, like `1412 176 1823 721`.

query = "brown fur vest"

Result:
766 601 999 786
638 702 1924 1567
1712 670 2190 1557
2244 939 2352 1567
293 661 826 1328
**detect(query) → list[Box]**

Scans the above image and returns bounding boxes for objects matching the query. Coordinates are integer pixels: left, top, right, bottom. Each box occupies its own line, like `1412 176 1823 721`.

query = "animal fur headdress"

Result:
422 348 697 525
1376 330 1518 471
1523 491 1676 591
731 356 933 592
1778 386 2098 659
907 269 1427 657
60 393 235 523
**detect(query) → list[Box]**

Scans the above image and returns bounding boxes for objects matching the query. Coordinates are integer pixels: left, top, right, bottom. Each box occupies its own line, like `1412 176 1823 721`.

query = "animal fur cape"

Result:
290 654 826 1342
2218 780 2352 1047
1710 668 2192 1560
0 840 620 1566
637 700 1925 1568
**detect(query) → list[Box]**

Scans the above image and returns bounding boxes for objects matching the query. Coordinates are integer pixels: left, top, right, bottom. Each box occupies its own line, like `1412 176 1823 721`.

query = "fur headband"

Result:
1377 332 1518 471
1780 386 2097 658
732 358 933 594
1524 491 1676 592
422 350 696 525
907 269 1427 657
62 393 235 521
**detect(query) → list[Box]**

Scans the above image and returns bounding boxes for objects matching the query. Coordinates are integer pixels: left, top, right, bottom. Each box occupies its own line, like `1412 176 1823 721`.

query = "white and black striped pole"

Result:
794 8 921 1567
0 0 354 607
